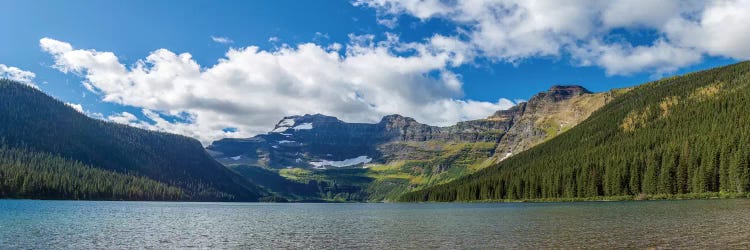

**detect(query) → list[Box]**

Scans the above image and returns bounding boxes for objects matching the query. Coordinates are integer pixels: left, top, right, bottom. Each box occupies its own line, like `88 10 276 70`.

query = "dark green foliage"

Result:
0 145 183 200
228 165 320 200
0 80 267 201
250 166 376 202
301 169 373 201
400 61 750 202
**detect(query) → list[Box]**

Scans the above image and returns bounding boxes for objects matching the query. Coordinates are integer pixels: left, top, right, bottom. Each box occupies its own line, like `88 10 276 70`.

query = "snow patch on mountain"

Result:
271 118 297 133
293 123 313 130
279 118 295 127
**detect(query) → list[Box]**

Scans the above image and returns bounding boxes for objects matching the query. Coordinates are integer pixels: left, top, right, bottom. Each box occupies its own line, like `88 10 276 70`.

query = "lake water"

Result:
1 199 749 249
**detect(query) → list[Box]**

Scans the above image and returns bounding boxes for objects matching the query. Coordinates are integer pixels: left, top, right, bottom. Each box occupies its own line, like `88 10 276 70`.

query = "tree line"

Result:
0 145 184 200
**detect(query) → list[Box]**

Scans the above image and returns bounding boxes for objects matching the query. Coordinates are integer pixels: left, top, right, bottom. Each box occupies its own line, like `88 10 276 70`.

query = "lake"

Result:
1 199 749 248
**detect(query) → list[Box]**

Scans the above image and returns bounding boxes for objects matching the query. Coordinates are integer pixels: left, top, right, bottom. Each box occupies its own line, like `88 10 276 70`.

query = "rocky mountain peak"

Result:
378 114 424 131
379 114 416 124
549 85 591 94
487 86 589 120
522 85 592 105
545 85 591 99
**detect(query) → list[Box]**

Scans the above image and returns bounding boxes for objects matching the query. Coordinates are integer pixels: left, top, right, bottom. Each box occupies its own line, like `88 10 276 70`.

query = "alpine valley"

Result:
2 62 750 203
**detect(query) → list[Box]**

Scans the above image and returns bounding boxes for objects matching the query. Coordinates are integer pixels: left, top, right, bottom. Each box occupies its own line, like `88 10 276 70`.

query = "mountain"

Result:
209 85 611 167
399 61 750 202
209 85 619 201
0 80 269 201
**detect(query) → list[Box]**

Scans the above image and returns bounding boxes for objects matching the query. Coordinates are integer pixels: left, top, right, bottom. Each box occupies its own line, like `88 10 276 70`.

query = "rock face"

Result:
207 85 613 169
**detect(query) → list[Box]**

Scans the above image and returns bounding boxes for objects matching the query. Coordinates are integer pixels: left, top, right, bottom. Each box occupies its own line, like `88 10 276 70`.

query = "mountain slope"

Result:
0 80 268 201
399 61 750 202
492 86 622 160
209 85 618 201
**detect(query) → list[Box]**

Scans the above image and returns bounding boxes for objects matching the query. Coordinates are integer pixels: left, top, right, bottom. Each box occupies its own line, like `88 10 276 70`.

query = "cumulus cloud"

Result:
572 39 702 76
211 36 234 44
0 64 36 86
356 0 750 74
41 37 514 144
665 0 750 59
600 0 686 29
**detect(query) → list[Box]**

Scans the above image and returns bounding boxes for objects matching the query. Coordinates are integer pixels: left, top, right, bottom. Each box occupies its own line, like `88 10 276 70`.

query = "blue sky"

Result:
1 0 747 143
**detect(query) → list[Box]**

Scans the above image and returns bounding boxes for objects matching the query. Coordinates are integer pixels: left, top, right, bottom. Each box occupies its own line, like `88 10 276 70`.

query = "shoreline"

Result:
3 192 749 204
399 192 750 203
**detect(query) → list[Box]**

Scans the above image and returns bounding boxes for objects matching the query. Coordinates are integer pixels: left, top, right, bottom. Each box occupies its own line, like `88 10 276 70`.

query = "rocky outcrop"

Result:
207 85 615 169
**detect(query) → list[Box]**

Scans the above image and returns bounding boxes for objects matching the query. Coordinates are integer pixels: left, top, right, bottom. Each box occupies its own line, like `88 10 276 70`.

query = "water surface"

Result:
1 199 748 248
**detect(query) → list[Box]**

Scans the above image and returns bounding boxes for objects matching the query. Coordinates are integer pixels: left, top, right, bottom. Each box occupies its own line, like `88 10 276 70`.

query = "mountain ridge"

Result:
210 85 599 164
208 84 618 201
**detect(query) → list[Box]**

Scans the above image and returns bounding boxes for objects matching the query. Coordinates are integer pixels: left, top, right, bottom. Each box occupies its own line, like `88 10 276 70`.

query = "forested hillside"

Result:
0 145 183 200
0 80 268 201
400 61 750 202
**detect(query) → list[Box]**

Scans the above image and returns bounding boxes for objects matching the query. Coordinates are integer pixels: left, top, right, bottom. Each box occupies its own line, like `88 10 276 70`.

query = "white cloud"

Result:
42 37 514 144
211 36 234 44
40 37 127 93
357 0 601 62
0 64 37 86
572 39 703 76
89 112 105 120
65 102 85 113
354 0 451 19
356 0 750 74
665 0 750 59
107 111 138 124
376 16 399 29
601 0 685 29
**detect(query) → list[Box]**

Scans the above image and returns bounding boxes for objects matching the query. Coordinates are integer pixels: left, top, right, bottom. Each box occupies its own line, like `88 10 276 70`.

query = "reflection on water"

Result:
0 199 748 248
